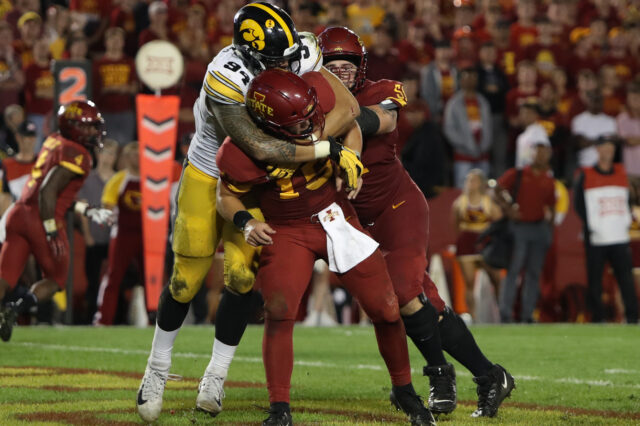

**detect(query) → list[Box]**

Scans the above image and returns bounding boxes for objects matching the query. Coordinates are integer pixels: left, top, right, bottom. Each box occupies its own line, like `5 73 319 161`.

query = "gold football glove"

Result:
266 164 297 180
328 137 363 190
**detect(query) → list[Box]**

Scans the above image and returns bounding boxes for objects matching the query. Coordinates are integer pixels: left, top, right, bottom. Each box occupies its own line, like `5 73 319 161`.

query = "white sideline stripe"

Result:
12 342 640 390
604 368 639 374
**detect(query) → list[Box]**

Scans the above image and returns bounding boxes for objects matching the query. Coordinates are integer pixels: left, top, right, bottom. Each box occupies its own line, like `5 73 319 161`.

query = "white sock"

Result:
148 325 180 372
204 338 237 379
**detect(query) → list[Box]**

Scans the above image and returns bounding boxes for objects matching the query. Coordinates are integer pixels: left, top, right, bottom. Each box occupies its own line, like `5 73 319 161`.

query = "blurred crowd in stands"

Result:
1 0 640 325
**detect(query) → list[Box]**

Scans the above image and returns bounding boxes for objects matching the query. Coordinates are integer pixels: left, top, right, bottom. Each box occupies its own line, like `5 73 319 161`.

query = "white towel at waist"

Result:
317 202 379 273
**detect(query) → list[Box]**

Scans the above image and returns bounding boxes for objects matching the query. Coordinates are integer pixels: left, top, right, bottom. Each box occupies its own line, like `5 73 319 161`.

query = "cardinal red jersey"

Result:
19 133 92 219
217 140 335 222
351 79 408 222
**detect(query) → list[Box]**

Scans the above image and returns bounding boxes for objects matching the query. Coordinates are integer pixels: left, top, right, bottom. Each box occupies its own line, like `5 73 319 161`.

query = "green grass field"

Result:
1 324 639 425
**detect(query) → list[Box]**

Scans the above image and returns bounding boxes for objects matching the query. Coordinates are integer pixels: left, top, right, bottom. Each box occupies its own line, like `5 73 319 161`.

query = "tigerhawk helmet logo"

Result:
65 104 83 118
240 19 266 51
248 91 273 116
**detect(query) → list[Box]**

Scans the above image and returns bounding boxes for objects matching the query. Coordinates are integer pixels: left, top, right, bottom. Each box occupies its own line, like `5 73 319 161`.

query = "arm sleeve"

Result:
216 138 268 186
102 171 125 206
497 168 516 192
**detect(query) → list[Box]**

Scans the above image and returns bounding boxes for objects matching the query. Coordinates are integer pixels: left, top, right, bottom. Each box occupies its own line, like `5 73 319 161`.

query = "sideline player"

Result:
320 26 515 418
0 100 113 342
136 3 364 422
217 68 435 426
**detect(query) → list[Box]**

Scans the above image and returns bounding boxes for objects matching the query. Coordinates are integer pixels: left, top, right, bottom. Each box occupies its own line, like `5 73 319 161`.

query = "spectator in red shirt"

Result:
208 0 236 53
495 142 555 323
526 16 567 80
510 0 538 50
603 28 637 84
93 27 137 146
366 23 405 82
414 0 444 44
600 64 624 117
491 18 518 85
176 3 210 141
505 60 538 128
23 38 53 149
138 1 171 47
547 0 577 40
395 19 432 72
110 0 138 57
66 32 89 60
0 21 24 118
176 2 210 63
69 0 111 50
4 0 39 38
586 18 609 63
13 11 41 69
567 68 598 121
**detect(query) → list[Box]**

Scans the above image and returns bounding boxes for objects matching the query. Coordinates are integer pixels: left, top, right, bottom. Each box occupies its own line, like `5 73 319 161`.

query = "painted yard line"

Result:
13 342 640 390
604 368 639 374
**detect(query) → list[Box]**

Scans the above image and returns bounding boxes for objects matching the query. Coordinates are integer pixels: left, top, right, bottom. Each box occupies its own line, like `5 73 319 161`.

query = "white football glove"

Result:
86 207 114 226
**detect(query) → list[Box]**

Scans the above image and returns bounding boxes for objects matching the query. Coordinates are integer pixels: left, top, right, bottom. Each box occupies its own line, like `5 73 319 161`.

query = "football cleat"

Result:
262 406 293 426
196 374 225 416
471 364 515 418
390 385 437 425
423 363 457 414
0 303 18 342
136 365 168 422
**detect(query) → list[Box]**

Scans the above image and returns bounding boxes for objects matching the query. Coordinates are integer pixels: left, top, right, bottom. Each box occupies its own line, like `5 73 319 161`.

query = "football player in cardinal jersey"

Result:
136 3 364 423
320 26 515 418
216 68 435 426
0 100 113 342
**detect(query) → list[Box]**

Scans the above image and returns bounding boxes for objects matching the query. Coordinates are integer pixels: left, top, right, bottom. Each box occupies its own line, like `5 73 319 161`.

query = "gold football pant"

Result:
169 162 261 302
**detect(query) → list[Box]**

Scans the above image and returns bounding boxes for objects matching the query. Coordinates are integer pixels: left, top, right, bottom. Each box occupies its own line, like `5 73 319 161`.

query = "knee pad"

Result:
402 296 438 341
169 254 212 303
438 307 467 351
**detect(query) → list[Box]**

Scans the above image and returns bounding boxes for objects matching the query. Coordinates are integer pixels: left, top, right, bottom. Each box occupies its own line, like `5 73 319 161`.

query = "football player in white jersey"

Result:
136 2 364 423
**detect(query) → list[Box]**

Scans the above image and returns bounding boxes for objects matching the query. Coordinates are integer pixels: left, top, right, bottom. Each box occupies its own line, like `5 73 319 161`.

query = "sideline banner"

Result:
136 94 179 311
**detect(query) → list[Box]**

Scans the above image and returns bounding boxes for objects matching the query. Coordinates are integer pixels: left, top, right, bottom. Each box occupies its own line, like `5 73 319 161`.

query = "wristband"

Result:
314 140 331 159
233 210 254 230
43 218 57 233
74 201 89 216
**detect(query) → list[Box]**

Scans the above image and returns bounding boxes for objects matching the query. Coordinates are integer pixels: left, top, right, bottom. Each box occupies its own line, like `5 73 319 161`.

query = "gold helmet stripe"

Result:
246 3 294 47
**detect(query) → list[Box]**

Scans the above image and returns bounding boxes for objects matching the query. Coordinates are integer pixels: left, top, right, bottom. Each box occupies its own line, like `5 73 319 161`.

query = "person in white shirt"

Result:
571 90 617 167
515 99 551 168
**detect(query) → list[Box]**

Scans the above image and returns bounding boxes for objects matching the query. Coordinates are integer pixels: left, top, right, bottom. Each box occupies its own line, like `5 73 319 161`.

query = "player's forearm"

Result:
38 189 57 222
212 102 318 163
216 182 248 223
319 67 360 139
368 104 398 135
341 122 363 155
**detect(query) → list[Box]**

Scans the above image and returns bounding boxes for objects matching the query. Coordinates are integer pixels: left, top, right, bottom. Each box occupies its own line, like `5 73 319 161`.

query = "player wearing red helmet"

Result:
0 100 113 342
216 69 435 426
320 26 516 419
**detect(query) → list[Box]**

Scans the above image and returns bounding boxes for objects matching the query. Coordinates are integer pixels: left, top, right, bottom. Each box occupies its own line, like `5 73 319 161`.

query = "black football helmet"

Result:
232 2 302 75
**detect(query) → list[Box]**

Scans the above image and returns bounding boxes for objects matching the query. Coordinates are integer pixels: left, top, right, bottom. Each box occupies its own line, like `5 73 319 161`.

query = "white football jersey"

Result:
188 32 323 178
